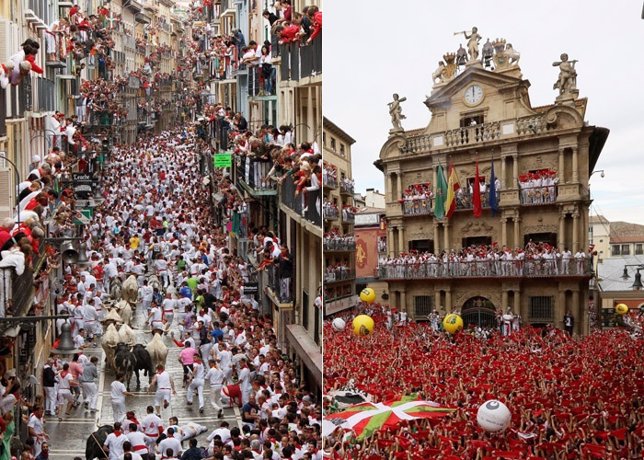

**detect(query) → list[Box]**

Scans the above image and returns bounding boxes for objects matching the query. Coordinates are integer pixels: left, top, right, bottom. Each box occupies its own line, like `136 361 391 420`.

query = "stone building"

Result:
378 38 608 335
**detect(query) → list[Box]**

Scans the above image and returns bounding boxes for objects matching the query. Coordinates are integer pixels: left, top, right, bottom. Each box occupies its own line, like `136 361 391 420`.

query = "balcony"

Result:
342 208 355 224
264 265 293 308
323 238 356 252
25 0 50 28
340 180 354 196
279 39 322 82
247 66 276 100
402 198 434 216
323 203 338 221
135 11 152 24
279 175 322 227
46 47 67 69
235 157 277 196
401 113 559 154
378 259 592 280
519 184 558 206
0 265 34 327
323 171 337 189
32 78 55 113
325 268 356 284
454 189 495 212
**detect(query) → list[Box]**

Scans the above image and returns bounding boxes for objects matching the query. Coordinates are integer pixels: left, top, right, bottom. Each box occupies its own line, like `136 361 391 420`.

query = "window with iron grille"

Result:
636 244 643 255
529 296 554 321
611 245 620 256
621 244 630 255
414 296 433 318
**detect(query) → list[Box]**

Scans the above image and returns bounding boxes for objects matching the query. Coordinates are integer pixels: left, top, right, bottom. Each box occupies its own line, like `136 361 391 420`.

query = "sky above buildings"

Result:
324 1 644 224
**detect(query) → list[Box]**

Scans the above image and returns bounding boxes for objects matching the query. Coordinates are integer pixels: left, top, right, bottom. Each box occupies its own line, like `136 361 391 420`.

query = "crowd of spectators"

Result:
324 262 353 283
323 231 356 251
400 182 434 215
378 243 591 279
324 307 644 459
519 169 559 205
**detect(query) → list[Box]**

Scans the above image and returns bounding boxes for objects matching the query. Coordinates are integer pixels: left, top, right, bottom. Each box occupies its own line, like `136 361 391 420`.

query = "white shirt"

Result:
205 366 225 386
141 413 162 437
111 380 127 403
158 436 182 457
104 431 127 460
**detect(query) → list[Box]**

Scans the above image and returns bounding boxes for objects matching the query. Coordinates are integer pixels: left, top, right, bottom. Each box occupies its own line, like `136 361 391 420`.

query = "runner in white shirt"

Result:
150 364 176 416
205 359 225 418
186 354 206 413
125 424 148 458
110 374 132 423
103 422 128 460
141 406 163 453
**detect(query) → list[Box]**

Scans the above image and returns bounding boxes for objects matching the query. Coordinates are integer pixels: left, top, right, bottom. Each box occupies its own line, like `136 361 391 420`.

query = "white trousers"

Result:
209 385 223 412
187 379 204 409
81 382 98 410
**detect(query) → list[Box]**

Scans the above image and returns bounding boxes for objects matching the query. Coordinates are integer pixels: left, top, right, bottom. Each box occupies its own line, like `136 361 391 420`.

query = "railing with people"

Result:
247 65 276 97
323 203 338 220
279 174 321 226
341 208 355 224
236 157 276 192
279 38 322 81
402 198 434 216
378 258 592 280
519 184 558 205
323 238 356 252
323 171 337 189
340 180 354 195
325 268 356 283
0 265 34 321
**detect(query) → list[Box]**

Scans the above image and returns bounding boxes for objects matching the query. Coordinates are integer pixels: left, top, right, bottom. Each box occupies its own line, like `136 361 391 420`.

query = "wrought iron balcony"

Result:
279 38 322 82
323 205 338 221
339 181 354 196
378 258 592 280
323 239 356 252
325 268 356 284
279 175 322 227
323 172 337 189
401 198 434 216
235 157 277 196
518 184 558 206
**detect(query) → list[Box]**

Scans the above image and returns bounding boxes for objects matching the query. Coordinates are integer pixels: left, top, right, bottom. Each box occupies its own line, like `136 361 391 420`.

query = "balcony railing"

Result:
0 89 6 136
247 66 276 98
26 0 51 27
33 78 55 112
519 184 558 206
342 209 355 224
323 172 337 189
0 266 34 320
325 268 356 283
378 259 592 280
279 39 322 81
236 157 277 194
280 175 322 226
401 198 434 216
266 264 292 304
323 205 338 221
454 190 495 211
340 181 354 195
323 239 356 252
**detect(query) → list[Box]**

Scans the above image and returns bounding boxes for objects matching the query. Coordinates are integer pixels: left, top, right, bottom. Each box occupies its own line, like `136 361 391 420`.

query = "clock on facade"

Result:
464 84 484 106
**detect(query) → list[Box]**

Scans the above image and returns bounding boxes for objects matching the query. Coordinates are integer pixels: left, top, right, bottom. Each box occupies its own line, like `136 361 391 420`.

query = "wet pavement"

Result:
46 305 243 459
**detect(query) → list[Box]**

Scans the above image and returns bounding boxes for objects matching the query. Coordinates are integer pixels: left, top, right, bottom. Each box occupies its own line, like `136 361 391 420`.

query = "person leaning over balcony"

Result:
276 245 294 303
306 5 322 44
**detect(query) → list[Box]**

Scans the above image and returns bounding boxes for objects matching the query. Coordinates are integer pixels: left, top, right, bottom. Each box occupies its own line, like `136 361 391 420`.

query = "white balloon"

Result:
477 400 511 432
332 317 346 332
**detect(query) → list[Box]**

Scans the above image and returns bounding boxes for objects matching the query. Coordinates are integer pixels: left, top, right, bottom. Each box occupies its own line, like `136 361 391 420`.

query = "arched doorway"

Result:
461 296 497 328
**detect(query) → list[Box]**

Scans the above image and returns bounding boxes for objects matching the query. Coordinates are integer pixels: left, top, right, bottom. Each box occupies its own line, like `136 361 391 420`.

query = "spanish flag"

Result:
445 164 460 219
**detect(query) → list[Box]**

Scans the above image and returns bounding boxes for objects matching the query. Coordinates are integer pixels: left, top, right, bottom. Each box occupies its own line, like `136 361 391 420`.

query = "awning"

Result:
286 324 322 386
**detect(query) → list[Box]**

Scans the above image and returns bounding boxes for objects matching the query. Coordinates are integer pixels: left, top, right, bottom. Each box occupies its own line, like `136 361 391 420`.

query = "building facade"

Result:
378 39 608 335
323 117 356 315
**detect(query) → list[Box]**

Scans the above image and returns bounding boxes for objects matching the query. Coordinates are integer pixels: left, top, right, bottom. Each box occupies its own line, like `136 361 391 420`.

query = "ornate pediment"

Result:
460 221 495 235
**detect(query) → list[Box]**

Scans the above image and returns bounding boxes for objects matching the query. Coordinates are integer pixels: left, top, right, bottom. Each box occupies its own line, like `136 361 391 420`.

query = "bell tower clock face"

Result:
464 84 484 106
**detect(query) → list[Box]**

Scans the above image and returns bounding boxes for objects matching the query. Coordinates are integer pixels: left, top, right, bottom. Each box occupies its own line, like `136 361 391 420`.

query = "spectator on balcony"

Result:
275 22 301 45
306 5 322 44
276 244 293 303
262 9 280 26
259 45 274 95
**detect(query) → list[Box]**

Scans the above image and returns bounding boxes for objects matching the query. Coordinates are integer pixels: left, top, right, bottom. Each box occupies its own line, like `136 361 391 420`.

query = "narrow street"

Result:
45 304 244 458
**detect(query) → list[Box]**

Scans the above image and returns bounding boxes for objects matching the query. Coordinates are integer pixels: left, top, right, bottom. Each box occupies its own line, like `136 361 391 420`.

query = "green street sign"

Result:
214 153 232 168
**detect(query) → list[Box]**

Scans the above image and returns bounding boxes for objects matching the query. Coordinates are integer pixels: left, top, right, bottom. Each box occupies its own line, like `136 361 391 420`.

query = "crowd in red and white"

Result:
518 169 559 205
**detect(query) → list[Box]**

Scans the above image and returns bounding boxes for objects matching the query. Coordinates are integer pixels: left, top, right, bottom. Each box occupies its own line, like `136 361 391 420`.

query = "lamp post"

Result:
621 264 644 290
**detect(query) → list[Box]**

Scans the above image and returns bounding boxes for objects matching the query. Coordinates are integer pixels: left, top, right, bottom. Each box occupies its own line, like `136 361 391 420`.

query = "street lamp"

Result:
590 169 605 179
621 264 644 290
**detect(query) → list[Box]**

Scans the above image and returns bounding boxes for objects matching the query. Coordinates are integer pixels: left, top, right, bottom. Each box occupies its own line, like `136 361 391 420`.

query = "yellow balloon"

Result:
442 313 464 334
615 303 629 315
353 314 375 336
359 288 376 304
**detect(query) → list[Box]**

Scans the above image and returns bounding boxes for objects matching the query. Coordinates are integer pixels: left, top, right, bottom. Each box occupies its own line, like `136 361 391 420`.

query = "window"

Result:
529 296 554 321
637 244 643 255
414 296 433 319
460 113 485 127
612 245 621 256
339 144 345 157
330 138 336 151
622 244 630 255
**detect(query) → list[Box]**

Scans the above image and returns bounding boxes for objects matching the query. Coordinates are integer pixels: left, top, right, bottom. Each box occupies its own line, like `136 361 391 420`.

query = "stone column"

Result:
572 289 581 335
398 226 405 254
401 290 407 315
500 217 508 246
512 154 519 186
435 290 442 312
445 289 452 310
571 147 579 183
387 227 395 257
307 87 314 140
501 156 507 189
396 173 403 201
513 217 521 248
572 211 579 252
557 290 566 329
501 290 509 311
515 289 524 319
433 222 440 252
443 221 450 250
559 213 566 250
558 149 565 183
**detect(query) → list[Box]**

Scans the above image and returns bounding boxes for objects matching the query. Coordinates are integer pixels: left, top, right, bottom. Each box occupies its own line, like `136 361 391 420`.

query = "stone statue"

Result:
482 38 494 68
505 43 520 66
388 93 407 132
456 44 467 66
432 61 446 84
552 53 578 95
456 27 481 61
432 53 457 85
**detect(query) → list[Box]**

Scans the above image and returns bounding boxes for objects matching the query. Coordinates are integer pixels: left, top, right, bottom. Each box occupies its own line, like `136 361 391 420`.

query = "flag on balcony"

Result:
489 159 499 215
434 165 447 219
445 164 460 219
473 161 482 218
